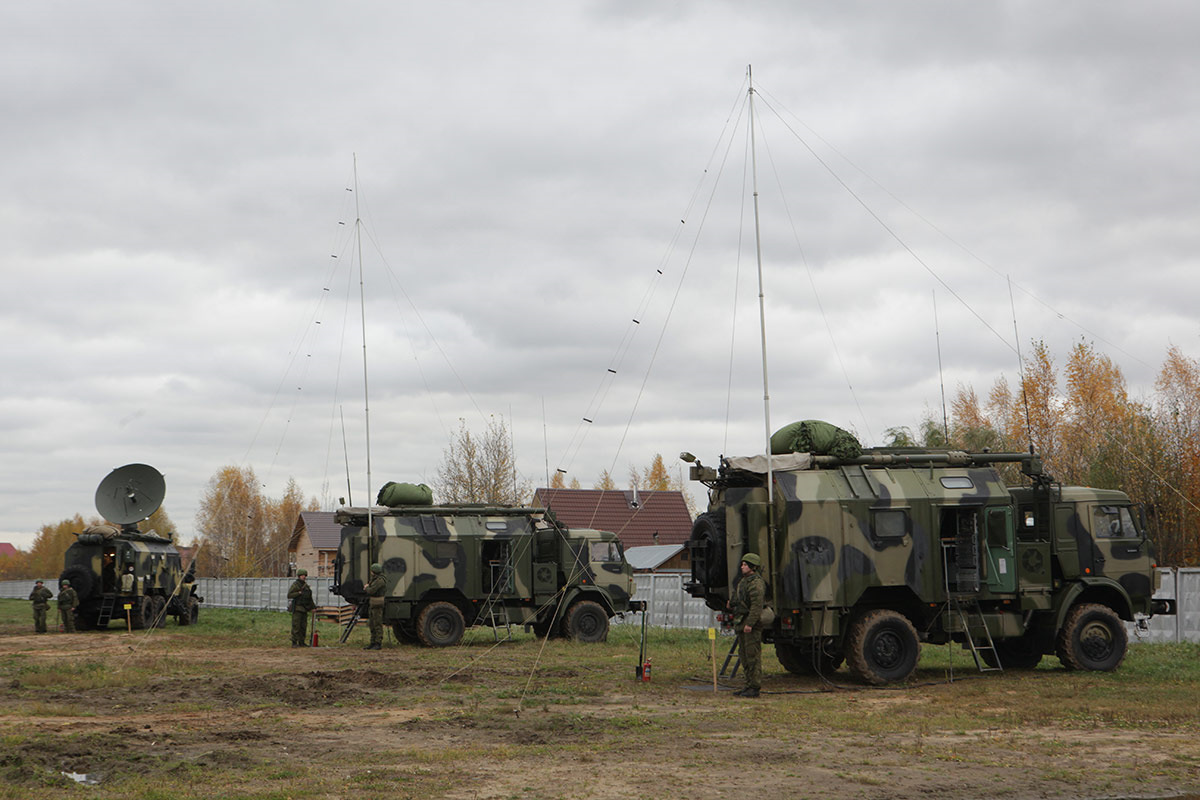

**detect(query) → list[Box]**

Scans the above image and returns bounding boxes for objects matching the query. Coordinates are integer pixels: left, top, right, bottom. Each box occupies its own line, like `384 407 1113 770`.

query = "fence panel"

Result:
3 568 1198 641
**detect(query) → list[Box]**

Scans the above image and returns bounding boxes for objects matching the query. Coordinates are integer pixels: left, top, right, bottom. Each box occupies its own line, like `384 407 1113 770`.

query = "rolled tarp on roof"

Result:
769 420 862 459
725 453 813 473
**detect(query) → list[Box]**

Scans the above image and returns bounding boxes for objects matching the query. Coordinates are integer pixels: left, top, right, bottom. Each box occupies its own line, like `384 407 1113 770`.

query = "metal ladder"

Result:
479 559 515 642
95 594 117 628
951 594 1003 673
339 601 367 643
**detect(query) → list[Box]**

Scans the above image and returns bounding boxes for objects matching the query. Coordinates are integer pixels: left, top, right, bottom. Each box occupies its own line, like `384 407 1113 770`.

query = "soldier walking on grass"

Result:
732 553 765 698
364 563 386 650
57 580 78 633
29 580 53 633
288 570 316 647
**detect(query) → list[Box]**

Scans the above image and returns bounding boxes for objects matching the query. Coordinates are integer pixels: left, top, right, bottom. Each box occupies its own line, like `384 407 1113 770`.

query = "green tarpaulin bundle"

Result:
770 420 863 460
376 482 433 507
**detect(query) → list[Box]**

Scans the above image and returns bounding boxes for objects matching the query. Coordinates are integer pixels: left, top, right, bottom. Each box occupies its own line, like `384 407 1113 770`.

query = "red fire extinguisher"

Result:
311 611 319 647
642 657 651 682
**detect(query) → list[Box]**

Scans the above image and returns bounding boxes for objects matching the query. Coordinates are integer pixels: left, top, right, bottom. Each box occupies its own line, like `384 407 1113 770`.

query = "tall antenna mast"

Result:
1008 275 1034 453
748 65 774 507
353 154 374 550
933 290 949 443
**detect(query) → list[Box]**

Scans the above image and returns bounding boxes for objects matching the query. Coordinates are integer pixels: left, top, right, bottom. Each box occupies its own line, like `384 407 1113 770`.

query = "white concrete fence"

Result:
3 568 1196 642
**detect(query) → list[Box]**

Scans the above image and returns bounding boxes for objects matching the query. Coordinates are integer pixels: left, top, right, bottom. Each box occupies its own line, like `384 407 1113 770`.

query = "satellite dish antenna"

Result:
95 464 165 527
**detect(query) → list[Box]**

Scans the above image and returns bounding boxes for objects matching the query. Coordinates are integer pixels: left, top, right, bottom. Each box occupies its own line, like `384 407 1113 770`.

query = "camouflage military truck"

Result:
684 445 1175 684
331 503 642 646
59 463 201 630
60 526 200 630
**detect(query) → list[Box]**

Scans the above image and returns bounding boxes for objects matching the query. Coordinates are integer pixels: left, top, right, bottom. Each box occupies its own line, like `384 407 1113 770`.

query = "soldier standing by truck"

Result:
57 580 78 633
29 580 52 633
363 563 385 650
732 553 765 698
288 570 316 647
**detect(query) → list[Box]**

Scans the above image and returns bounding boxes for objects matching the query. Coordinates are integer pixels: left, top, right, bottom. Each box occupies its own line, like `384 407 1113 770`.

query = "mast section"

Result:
353 154 374 556
748 67 774 507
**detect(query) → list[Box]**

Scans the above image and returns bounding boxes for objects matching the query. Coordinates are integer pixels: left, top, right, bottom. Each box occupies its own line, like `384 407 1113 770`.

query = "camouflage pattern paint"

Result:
332 504 639 645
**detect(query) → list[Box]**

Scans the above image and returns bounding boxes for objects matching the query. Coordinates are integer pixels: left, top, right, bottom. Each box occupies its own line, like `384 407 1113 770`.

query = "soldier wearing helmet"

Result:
363 563 386 650
29 580 53 633
732 552 765 697
287 569 316 647
57 580 78 633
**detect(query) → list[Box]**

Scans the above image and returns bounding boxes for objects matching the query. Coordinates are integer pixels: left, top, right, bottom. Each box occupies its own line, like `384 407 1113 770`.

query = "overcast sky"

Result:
3 2 1197 551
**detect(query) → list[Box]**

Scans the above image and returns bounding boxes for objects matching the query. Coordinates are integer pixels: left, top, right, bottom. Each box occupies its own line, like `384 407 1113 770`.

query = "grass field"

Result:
1 598 1198 800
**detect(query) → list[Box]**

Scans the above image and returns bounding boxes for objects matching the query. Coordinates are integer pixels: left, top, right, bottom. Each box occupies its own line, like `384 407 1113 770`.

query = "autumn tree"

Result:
27 515 101 579
434 416 531 505
935 339 1200 565
594 470 617 490
264 478 320 576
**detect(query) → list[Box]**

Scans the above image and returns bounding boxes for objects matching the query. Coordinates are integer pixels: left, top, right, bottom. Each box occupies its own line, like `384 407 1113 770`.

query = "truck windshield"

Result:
590 541 623 563
1093 505 1138 538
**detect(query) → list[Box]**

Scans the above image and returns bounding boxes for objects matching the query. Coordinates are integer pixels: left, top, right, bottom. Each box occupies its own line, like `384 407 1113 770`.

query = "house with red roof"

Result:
532 488 693 560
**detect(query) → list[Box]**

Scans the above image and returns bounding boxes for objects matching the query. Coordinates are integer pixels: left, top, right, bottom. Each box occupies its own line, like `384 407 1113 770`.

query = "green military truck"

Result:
684 444 1174 684
59 464 200 630
331 502 642 646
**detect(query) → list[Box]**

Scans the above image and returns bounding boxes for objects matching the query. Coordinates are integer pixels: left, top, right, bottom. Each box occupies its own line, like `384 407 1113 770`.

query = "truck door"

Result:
984 507 1017 593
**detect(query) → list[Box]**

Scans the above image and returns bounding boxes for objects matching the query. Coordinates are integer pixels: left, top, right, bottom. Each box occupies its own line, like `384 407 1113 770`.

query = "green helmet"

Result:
741 552 761 567
297 569 308 577
61 579 71 587
370 563 383 574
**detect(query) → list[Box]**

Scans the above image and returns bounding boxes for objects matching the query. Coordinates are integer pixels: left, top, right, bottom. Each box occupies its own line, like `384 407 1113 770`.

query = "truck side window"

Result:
590 542 622 563
872 509 908 540
1093 505 1137 538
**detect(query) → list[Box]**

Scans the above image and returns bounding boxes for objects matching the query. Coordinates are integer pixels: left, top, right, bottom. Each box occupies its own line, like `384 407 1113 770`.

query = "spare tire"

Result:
58 564 95 600
689 512 728 590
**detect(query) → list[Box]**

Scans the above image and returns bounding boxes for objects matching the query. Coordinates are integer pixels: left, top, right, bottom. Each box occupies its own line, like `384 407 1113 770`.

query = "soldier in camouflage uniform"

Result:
29 580 53 633
57 580 79 633
732 553 765 697
287 570 316 647
364 563 386 650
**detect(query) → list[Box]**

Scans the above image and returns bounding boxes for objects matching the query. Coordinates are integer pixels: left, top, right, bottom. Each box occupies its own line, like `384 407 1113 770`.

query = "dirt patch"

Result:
2 635 1199 799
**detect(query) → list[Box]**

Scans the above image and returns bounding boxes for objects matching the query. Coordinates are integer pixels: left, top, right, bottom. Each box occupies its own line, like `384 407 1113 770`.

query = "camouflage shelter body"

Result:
687 448 1172 684
59 526 200 630
332 504 640 646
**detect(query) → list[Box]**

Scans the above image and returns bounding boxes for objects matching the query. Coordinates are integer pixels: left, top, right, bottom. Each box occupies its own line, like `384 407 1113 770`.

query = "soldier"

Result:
119 564 136 595
363 563 386 650
29 580 53 633
287 569 316 647
57 579 79 633
732 553 765 698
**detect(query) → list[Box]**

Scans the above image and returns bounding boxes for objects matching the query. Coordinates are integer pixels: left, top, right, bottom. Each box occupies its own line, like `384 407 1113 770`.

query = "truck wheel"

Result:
132 599 152 630
1056 603 1126 672
563 600 609 643
776 641 844 676
416 601 465 647
846 609 920 685
59 565 94 600
151 596 167 628
688 513 728 589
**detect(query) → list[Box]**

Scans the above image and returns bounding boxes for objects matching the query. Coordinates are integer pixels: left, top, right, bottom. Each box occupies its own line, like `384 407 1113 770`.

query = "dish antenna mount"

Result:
95 463 165 530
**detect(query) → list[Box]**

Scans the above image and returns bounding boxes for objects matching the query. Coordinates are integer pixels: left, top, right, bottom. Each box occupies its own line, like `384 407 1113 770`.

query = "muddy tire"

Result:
562 600 609 643
1056 603 1126 672
150 595 167 628
776 641 844 676
688 513 728 590
846 609 920 685
416 601 465 647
